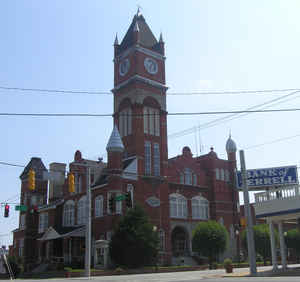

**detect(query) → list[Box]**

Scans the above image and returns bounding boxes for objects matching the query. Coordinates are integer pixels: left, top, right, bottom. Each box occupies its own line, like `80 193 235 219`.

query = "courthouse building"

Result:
12 11 240 270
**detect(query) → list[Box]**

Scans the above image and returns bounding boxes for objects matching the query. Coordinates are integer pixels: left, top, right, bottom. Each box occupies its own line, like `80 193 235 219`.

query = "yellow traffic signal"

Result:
68 173 75 193
240 217 246 228
28 169 35 190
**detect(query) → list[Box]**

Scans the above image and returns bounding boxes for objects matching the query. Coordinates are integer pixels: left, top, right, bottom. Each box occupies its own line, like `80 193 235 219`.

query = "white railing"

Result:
255 185 300 203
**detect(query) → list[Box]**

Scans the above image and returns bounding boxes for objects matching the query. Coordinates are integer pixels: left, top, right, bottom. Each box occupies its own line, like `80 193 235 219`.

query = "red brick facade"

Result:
12 12 241 270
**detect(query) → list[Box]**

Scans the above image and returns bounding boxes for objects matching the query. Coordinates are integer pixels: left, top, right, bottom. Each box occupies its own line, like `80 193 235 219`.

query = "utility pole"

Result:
85 166 91 278
240 150 257 276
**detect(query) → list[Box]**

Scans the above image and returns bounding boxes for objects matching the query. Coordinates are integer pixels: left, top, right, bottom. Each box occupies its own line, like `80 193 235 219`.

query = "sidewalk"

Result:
223 264 300 277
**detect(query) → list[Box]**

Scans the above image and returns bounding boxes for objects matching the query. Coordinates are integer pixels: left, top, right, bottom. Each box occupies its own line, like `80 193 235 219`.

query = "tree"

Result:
241 224 277 265
192 220 228 268
285 228 300 261
109 204 159 268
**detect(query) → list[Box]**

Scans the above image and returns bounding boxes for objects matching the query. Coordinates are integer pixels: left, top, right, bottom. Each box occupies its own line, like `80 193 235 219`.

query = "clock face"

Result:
119 58 130 76
144 57 158 74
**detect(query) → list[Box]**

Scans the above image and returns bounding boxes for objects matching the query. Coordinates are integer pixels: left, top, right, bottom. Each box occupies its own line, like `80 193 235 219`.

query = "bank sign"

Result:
236 165 298 190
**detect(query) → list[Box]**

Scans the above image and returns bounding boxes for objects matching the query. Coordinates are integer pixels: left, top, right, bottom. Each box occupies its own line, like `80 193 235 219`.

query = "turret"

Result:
226 134 237 162
106 125 124 173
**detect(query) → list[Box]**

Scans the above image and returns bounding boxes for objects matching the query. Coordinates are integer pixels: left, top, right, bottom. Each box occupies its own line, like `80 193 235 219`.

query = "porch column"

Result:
278 221 287 270
268 220 278 271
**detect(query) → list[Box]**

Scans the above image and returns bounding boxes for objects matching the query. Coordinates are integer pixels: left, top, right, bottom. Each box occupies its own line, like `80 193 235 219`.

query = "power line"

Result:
168 90 300 139
1 85 300 96
1 108 300 118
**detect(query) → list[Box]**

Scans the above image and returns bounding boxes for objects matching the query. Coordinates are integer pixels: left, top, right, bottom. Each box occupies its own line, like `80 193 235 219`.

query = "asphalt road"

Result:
11 265 300 282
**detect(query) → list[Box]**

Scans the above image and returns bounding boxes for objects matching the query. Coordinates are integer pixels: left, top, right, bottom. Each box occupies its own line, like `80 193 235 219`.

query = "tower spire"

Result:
114 33 119 45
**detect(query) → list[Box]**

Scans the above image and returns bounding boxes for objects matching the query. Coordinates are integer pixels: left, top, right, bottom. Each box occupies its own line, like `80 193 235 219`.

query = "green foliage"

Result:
223 258 232 267
109 204 159 268
285 228 300 255
192 220 228 267
241 224 277 264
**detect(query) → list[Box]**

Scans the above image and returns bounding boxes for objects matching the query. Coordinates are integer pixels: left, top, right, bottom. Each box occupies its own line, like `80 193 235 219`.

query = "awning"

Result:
38 226 85 241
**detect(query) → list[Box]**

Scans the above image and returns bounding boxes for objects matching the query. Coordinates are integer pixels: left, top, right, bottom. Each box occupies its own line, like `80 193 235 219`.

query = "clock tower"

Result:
112 11 168 177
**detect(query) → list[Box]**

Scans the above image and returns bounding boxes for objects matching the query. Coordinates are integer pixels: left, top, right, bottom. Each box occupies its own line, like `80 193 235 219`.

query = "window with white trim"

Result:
215 168 220 180
145 141 151 175
19 238 24 257
220 169 225 181
169 194 187 218
75 174 82 193
20 214 26 230
180 168 197 185
143 106 160 136
107 192 122 215
63 200 75 226
119 108 132 137
192 196 209 219
95 195 104 218
153 143 160 176
225 169 230 182
38 212 48 233
77 196 87 225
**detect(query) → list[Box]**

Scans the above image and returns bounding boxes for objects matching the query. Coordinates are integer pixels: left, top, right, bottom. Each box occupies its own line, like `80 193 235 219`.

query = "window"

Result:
77 196 87 225
38 212 48 233
19 238 24 257
145 141 151 175
63 200 75 226
153 143 160 176
95 195 104 218
193 174 197 185
169 194 187 218
20 214 26 230
159 229 165 251
192 196 209 219
143 106 160 136
215 168 220 180
75 174 82 193
225 170 230 182
220 169 225 181
180 168 197 185
119 108 132 137
31 195 37 205
180 173 184 184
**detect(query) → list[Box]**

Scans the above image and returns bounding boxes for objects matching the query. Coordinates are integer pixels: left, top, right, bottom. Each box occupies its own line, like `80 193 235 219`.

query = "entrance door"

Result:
172 226 188 256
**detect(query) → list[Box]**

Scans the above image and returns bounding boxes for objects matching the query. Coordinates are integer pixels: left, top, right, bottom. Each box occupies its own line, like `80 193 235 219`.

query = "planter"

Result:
225 265 233 273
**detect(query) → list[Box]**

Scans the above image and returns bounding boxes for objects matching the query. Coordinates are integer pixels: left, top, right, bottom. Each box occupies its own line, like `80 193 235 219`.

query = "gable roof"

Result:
20 157 47 180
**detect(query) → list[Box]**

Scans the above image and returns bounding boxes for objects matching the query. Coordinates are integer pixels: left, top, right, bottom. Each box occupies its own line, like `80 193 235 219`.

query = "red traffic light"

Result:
4 204 9 218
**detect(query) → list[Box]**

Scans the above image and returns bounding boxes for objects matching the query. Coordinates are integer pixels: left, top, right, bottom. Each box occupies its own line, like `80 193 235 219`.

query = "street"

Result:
11 265 300 281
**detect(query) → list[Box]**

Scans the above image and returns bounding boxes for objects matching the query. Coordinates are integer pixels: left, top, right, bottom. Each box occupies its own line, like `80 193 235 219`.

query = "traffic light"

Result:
125 192 132 208
109 195 115 213
4 204 9 218
240 217 246 228
68 173 75 193
28 169 35 190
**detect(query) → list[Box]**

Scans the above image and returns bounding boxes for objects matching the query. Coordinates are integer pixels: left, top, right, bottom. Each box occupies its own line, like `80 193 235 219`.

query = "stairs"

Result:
32 263 49 273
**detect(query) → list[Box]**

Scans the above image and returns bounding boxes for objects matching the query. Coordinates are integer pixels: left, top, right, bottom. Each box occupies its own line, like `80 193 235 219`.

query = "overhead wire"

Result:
1 85 300 96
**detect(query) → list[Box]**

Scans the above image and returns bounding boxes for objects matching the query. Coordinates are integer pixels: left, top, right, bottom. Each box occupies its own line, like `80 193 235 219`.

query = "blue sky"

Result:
1 0 300 246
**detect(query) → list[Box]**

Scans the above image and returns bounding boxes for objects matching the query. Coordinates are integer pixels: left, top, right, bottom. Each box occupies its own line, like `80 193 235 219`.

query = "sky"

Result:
1 0 300 246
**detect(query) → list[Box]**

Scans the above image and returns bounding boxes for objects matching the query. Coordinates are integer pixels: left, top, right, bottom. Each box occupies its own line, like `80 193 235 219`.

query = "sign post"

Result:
240 150 257 276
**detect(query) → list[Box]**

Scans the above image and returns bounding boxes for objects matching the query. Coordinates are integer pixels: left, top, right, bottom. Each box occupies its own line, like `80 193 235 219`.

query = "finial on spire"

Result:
159 32 164 43
229 129 231 139
114 33 119 45
136 5 142 16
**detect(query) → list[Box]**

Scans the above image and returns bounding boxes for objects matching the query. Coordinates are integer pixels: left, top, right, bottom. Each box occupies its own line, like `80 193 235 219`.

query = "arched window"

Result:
169 193 187 218
119 108 132 137
192 196 209 219
144 107 160 136
77 196 86 225
63 200 75 227
95 195 104 218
